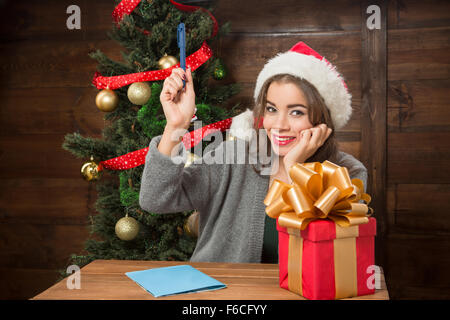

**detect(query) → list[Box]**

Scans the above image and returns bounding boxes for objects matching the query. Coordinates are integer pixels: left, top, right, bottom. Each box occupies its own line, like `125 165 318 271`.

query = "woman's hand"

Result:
283 124 332 177
160 67 196 130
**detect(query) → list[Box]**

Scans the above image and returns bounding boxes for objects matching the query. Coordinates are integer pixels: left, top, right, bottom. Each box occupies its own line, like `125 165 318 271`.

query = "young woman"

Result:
139 41 367 264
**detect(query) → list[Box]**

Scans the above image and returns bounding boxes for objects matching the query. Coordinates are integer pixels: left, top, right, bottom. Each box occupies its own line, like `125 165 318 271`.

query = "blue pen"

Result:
177 23 186 88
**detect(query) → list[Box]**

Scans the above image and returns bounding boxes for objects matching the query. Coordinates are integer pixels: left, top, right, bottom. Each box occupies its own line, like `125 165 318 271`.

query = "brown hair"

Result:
252 74 339 174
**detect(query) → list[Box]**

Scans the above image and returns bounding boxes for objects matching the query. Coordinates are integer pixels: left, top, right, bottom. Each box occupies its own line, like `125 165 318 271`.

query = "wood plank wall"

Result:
0 0 448 299
0 0 113 299
386 0 450 299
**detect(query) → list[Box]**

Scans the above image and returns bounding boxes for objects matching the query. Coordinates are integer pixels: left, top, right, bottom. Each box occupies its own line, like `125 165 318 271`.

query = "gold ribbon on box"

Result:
264 160 373 299
264 160 372 230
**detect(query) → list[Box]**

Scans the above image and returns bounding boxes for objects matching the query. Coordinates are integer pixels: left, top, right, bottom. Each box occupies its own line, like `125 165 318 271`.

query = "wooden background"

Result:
0 0 449 299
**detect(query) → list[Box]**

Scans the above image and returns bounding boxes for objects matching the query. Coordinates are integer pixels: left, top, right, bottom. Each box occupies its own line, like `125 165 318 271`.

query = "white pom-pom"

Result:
229 109 254 142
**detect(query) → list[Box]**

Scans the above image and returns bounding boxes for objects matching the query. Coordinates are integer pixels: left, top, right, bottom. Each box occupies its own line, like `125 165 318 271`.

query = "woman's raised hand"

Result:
160 67 196 130
283 124 332 175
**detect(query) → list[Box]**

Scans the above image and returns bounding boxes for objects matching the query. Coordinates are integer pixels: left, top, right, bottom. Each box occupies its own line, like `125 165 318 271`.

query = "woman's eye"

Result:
291 110 305 116
265 106 305 116
265 106 276 112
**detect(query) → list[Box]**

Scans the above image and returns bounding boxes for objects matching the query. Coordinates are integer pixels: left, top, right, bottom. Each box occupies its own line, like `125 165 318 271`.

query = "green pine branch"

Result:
61 0 240 269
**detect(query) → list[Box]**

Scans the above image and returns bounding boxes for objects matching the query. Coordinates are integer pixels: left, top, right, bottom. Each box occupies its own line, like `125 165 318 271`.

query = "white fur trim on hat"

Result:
229 109 254 141
253 50 352 130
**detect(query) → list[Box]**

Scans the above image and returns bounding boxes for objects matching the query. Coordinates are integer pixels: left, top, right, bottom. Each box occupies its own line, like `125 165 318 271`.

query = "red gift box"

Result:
277 217 377 300
264 160 376 299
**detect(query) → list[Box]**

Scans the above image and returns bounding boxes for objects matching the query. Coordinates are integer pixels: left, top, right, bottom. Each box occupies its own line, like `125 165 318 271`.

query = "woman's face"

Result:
263 81 313 157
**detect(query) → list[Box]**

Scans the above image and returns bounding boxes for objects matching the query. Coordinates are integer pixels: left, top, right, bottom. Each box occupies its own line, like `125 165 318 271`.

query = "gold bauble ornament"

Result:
127 82 151 105
95 89 119 112
184 210 199 238
81 156 101 181
115 214 139 241
184 152 200 168
158 53 179 69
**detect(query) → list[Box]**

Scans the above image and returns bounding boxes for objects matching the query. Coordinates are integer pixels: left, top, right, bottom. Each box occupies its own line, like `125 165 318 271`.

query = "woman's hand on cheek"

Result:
283 124 332 176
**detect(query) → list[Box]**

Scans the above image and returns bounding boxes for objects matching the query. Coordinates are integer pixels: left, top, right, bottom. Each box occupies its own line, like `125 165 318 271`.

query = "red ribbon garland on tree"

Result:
92 42 212 90
95 0 231 172
98 117 233 171
94 0 218 90
112 0 218 37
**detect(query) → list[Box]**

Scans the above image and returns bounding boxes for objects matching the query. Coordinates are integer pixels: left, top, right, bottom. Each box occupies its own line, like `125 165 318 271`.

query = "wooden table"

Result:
32 260 389 300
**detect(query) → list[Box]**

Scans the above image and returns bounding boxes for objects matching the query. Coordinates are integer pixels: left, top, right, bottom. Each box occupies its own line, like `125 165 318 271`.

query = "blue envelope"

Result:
125 265 227 297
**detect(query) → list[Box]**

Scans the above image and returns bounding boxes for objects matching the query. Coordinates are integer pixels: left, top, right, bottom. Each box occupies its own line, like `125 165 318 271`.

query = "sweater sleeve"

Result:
335 151 368 192
139 135 224 214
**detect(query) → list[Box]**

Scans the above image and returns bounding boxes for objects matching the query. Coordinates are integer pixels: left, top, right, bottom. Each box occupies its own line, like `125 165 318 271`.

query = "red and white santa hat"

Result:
252 41 352 130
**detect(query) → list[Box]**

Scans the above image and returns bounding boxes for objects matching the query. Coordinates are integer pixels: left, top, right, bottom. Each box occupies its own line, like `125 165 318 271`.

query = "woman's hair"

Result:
252 73 339 175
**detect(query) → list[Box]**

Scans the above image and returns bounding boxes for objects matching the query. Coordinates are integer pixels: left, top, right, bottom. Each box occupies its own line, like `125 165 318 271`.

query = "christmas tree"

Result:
62 0 240 270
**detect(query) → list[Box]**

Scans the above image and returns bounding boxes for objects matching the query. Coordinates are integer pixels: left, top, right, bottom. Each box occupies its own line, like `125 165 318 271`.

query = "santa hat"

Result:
252 41 352 130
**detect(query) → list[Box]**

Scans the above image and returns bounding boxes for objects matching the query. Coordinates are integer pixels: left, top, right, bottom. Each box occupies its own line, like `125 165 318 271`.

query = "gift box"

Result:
277 217 376 300
264 160 375 300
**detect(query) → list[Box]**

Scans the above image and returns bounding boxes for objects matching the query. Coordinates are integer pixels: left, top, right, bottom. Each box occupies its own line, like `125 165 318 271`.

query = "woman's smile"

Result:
272 134 297 146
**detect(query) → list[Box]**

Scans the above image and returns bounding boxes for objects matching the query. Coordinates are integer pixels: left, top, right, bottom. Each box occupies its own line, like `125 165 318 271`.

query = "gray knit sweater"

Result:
139 135 368 263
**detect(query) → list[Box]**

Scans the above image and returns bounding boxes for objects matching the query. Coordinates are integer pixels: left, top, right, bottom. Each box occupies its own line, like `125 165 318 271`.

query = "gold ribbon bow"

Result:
264 161 372 230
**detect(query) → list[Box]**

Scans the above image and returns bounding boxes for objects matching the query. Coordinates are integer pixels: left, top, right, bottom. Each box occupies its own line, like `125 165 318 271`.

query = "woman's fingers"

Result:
165 76 182 93
161 82 173 102
172 68 189 88
171 67 186 79
162 69 184 99
309 124 330 147
324 127 332 144
165 68 194 102
283 130 309 167
300 128 312 143
170 69 185 89
164 82 179 101
185 67 194 92
309 127 321 145
284 124 332 167
317 124 332 145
